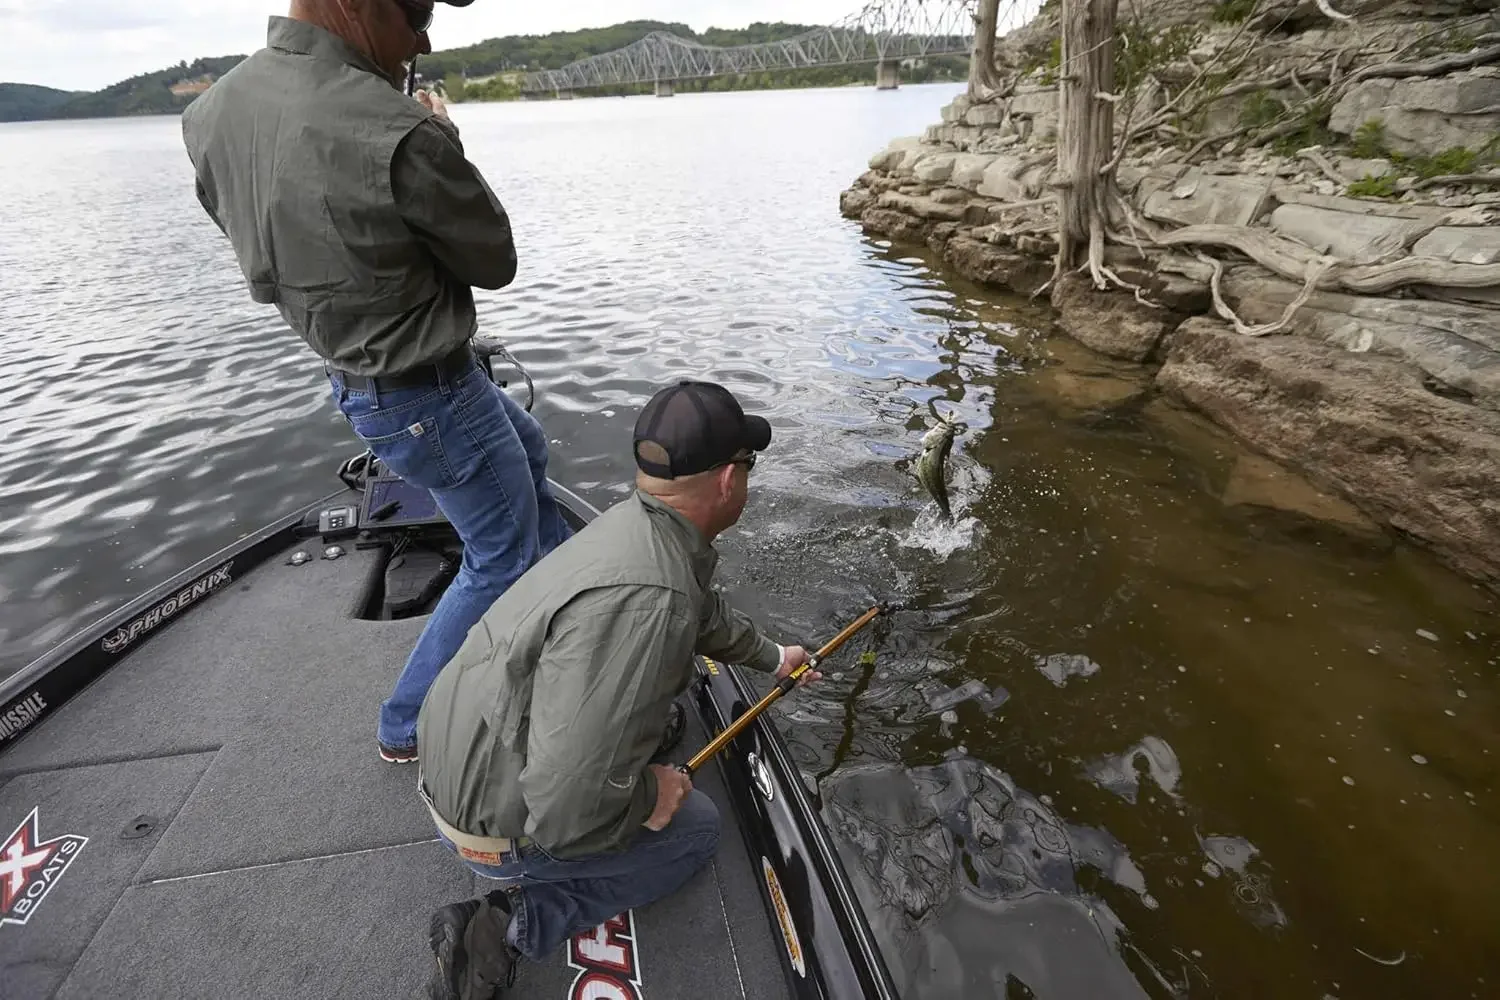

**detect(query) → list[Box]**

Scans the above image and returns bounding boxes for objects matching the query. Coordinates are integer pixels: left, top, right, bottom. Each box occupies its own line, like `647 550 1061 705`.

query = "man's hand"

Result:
644 765 692 831
776 645 822 689
416 89 450 121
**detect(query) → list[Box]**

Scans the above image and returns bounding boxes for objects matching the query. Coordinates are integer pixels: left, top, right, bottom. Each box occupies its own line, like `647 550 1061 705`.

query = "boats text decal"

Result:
101 562 234 653
762 856 806 977
1 808 88 928
568 910 643 999
0 692 47 745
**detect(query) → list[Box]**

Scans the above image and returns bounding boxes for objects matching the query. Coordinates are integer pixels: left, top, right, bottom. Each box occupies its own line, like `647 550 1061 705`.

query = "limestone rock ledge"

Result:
1158 318 1500 587
839 4 1500 588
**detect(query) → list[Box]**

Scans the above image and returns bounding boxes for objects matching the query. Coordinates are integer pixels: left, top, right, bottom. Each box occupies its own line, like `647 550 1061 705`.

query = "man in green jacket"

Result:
181 0 572 766
415 381 820 998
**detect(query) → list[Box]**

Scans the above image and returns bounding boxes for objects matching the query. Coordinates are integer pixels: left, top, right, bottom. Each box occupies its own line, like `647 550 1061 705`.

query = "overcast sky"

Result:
2 0 996 91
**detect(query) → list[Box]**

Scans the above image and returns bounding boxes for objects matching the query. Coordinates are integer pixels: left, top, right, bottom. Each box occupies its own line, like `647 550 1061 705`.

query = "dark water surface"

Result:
2 84 1497 998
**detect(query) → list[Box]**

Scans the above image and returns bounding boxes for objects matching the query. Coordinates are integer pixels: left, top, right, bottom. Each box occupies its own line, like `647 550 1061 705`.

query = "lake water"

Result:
1 83 1496 998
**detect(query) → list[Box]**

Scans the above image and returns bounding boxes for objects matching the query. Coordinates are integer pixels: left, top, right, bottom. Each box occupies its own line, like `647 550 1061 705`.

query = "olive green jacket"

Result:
417 491 783 858
181 16 517 375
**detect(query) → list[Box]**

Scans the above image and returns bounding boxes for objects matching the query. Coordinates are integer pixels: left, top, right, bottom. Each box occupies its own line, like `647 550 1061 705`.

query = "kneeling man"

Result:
415 380 820 998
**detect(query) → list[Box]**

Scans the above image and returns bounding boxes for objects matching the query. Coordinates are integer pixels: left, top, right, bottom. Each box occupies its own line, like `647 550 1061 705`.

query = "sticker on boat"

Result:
1 808 88 928
568 910 643 999
101 561 234 653
762 856 806 977
0 691 47 746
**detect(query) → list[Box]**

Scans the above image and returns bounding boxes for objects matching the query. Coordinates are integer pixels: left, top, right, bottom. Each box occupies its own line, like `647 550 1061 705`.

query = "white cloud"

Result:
4 0 892 91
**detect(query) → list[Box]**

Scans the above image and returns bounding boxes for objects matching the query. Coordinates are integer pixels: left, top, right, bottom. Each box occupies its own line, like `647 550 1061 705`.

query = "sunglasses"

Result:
722 453 757 472
393 0 434 34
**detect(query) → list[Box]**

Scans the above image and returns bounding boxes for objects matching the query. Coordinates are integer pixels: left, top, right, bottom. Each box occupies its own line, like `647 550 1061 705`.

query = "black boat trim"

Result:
0 479 900 999
694 659 902 1000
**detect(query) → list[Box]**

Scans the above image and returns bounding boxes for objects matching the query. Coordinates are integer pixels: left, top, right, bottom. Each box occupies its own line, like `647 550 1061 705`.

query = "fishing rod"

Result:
682 604 886 775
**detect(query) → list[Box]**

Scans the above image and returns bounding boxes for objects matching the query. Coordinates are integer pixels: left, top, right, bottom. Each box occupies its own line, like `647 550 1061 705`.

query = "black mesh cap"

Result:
633 381 772 479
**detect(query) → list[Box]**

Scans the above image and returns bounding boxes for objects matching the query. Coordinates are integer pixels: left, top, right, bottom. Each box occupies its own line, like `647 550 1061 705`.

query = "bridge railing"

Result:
520 0 978 95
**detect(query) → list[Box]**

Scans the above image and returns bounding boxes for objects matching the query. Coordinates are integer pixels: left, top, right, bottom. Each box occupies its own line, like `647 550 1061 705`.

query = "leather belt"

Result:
418 775 529 867
330 342 477 393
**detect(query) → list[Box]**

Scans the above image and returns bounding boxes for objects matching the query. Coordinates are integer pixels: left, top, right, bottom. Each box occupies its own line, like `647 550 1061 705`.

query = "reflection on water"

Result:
3 84 1498 998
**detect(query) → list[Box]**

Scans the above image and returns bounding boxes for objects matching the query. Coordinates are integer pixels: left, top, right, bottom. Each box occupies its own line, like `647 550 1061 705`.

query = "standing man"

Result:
414 381 821 997
181 0 571 764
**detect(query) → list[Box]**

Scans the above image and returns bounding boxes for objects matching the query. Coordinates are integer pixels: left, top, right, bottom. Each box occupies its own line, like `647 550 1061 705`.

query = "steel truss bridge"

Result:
519 0 979 96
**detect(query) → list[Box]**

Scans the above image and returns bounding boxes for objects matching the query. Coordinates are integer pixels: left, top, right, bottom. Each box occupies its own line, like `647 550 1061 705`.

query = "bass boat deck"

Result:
0 464 898 999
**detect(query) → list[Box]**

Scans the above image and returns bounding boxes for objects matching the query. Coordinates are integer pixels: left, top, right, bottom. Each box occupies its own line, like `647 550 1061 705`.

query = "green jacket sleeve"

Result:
518 589 689 855
391 117 518 291
696 587 782 673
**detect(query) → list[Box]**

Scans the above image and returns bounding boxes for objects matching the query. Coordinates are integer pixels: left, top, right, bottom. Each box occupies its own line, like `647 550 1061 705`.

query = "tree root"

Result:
1349 43 1500 85
1298 148 1347 186
1196 251 1333 336
1160 224 1500 293
1314 0 1353 24
1411 173 1500 191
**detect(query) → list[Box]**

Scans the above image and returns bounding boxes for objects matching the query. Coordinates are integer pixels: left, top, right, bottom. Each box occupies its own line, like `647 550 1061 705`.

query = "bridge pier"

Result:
654 79 675 98
553 89 576 100
875 60 900 91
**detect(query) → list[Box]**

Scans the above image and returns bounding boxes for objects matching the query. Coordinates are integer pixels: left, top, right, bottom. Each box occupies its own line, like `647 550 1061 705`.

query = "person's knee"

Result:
678 789 721 861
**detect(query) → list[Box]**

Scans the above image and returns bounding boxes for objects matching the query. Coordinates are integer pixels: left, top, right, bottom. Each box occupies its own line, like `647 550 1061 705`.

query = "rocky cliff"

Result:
841 0 1500 588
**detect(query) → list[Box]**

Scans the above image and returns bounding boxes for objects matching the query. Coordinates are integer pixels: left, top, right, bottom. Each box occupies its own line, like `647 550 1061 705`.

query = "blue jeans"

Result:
328 358 572 749
438 790 721 961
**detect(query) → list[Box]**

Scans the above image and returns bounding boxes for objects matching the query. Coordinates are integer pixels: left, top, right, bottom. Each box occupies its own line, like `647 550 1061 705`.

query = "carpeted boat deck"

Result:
0 534 790 1000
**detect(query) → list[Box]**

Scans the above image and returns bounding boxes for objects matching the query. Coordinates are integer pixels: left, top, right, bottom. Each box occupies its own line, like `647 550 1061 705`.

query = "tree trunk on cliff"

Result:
1054 0 1118 290
968 0 1007 100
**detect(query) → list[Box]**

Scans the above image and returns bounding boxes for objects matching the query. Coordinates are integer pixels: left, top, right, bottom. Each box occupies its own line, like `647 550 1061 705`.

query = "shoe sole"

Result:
427 918 465 1000
379 748 419 764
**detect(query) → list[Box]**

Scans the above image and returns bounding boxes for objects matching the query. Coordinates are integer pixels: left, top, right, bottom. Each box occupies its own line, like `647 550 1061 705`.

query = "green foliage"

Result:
457 75 523 102
1349 119 1386 159
1 56 246 122
1115 23 1201 95
504 56 967 100
0 83 78 121
1211 0 1257 24
1238 91 1286 130
418 21 821 81
1418 146 1481 178
1269 98 1336 155
2 21 870 121
1347 174 1398 198
1343 121 1497 185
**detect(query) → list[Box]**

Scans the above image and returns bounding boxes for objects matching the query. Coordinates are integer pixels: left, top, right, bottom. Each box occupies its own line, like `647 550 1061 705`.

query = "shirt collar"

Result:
635 490 720 586
266 15 396 88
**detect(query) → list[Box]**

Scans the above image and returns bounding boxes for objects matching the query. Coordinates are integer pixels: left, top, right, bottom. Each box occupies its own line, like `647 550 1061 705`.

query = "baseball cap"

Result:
436 1 476 6
633 381 773 480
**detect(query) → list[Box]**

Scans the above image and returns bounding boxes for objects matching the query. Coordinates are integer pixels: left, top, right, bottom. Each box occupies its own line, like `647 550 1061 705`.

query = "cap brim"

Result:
744 415 772 453
437 1 476 6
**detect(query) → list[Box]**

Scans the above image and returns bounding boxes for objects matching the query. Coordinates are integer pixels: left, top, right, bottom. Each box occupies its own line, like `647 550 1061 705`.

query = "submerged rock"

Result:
1158 318 1500 587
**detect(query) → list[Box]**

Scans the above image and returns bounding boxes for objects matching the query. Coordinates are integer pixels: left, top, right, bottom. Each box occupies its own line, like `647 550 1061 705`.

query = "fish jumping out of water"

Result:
916 412 962 520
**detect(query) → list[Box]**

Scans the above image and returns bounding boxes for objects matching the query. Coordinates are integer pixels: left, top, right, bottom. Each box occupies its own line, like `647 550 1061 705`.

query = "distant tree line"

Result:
0 56 246 122
417 21 824 80
1 21 966 123
452 56 971 101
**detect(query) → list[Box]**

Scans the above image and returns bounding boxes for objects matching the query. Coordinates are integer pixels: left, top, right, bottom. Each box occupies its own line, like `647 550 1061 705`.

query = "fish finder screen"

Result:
360 476 448 528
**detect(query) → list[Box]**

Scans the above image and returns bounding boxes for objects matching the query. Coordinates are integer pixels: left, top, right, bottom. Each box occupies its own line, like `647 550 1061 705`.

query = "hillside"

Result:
0 21 881 123
0 83 79 121
0 56 246 122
